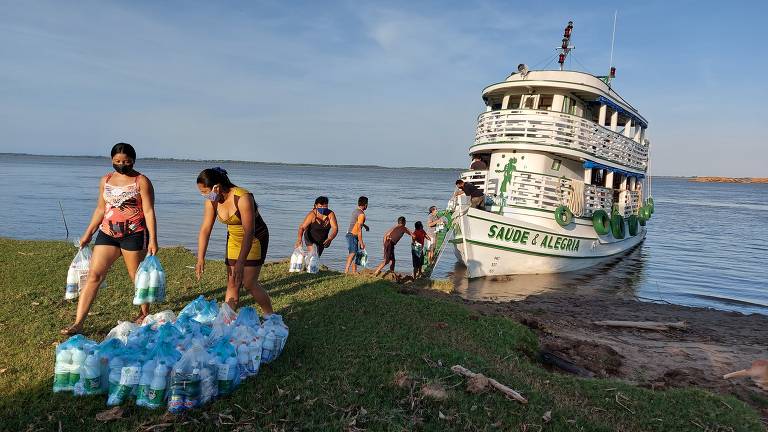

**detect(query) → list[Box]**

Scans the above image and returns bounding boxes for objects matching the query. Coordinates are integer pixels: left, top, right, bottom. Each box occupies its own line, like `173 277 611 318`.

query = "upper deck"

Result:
474 70 649 172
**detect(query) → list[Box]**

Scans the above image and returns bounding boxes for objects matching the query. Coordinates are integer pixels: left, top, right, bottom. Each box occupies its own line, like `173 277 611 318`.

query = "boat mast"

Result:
606 11 618 86
558 21 574 71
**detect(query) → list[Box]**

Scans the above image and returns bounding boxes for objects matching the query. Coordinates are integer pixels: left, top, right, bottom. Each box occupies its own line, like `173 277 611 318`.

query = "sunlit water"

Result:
1 154 766 315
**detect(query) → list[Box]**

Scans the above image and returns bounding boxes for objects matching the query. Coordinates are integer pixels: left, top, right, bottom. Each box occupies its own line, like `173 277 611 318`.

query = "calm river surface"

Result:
1 154 766 315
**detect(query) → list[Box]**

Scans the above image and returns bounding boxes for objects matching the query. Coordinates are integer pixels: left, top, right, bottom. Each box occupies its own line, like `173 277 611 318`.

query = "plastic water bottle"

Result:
168 368 187 413
296 252 304 272
65 267 79 299
289 252 298 272
237 343 250 378
185 362 201 409
156 268 166 301
53 349 72 392
136 360 155 407
69 347 86 387
147 361 169 409
109 363 139 406
200 360 218 404
306 254 319 274
134 270 149 305
82 354 102 395
218 354 238 396
262 331 277 363
248 337 262 374
107 358 123 396
148 269 161 302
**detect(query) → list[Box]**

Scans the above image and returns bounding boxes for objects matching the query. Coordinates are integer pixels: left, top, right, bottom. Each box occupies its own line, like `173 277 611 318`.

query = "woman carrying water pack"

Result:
295 196 338 256
61 143 159 335
195 168 274 315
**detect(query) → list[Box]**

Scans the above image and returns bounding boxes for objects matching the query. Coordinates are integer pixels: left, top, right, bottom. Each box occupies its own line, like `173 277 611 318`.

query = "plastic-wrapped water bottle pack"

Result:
54 296 289 413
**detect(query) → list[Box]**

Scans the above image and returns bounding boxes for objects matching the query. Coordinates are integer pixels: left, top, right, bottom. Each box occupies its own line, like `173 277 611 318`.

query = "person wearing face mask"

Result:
295 196 338 257
61 143 159 335
195 167 274 315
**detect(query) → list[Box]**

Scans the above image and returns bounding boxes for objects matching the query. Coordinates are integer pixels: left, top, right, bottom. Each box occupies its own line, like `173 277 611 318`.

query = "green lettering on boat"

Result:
520 231 529 244
554 237 562 250
488 224 497 238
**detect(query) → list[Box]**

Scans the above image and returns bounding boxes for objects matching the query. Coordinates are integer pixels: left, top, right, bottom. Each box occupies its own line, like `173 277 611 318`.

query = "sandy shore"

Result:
402 279 768 417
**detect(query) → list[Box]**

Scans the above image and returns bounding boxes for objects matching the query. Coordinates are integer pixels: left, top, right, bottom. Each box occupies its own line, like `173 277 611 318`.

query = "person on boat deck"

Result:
454 179 486 210
426 206 445 264
470 156 487 170
411 221 431 279
62 143 159 335
295 196 339 256
195 168 274 315
344 196 369 274
373 216 413 275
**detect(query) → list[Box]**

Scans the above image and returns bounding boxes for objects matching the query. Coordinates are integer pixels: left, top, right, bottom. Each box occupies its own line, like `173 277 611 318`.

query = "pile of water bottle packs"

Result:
53 296 288 413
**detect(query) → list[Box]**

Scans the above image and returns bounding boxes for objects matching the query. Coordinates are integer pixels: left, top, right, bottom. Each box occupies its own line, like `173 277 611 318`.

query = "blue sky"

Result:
0 0 765 176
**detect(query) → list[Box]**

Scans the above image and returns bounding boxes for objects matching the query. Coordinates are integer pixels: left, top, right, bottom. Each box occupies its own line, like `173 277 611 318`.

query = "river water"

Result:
1 154 766 315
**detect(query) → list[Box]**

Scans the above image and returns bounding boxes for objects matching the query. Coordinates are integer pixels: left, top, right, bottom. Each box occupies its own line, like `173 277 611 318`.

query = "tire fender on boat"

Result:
592 210 611 235
554 205 573 227
627 214 639 236
610 214 626 239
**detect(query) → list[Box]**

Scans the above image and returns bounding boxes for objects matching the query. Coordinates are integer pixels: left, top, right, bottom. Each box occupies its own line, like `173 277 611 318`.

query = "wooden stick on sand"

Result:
592 320 688 331
451 365 527 404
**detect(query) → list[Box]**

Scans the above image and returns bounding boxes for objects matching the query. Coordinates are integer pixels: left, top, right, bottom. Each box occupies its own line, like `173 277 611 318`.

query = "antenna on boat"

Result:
607 11 618 86
557 21 574 71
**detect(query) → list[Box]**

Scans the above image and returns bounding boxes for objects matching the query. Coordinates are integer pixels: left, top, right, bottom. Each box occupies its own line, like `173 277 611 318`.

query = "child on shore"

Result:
411 221 431 279
373 216 412 275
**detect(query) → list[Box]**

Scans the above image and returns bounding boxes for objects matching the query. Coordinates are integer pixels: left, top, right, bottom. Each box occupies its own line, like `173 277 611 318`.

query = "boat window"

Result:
539 95 553 110
492 102 502 110
522 95 537 109
591 168 605 186
562 96 577 115
612 173 623 190
551 159 561 171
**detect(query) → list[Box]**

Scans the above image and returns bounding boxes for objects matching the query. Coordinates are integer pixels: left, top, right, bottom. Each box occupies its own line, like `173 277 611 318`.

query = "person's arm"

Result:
324 212 339 246
195 199 216 280
405 228 414 238
428 217 439 228
234 194 256 288
295 212 313 248
79 176 107 248
358 214 366 250
138 176 158 255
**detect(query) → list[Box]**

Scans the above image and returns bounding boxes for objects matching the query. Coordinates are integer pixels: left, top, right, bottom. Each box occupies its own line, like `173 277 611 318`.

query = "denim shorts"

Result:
346 233 359 254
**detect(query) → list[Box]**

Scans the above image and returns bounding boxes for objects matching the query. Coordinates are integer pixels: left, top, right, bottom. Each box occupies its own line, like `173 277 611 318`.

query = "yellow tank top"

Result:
217 187 268 238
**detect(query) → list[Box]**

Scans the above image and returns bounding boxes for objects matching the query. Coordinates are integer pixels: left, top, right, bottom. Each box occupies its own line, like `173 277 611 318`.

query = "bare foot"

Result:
60 324 83 336
133 313 148 324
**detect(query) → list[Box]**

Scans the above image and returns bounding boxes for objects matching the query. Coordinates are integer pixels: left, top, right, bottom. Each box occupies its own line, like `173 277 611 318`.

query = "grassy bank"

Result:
0 238 761 431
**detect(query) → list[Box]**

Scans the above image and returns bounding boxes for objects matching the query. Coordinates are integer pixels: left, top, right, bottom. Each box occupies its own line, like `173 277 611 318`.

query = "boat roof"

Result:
482 70 647 126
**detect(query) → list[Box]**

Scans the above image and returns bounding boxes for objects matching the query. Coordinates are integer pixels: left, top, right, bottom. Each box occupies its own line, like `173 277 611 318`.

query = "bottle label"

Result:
54 373 69 388
217 364 229 380
120 367 140 385
85 377 102 392
147 388 166 406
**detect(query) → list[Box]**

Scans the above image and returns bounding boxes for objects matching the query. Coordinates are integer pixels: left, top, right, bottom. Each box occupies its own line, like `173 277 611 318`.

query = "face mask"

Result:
203 186 219 202
316 207 331 216
113 164 133 175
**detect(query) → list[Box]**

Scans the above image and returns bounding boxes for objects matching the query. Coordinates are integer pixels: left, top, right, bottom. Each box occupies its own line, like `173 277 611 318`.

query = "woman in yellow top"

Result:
195 168 273 314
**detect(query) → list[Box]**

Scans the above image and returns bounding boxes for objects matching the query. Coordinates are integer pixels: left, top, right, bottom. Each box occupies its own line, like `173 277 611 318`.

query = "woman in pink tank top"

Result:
61 143 159 335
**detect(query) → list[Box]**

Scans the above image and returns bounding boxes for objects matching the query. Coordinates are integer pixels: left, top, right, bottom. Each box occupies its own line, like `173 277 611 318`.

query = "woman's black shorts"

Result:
94 230 148 251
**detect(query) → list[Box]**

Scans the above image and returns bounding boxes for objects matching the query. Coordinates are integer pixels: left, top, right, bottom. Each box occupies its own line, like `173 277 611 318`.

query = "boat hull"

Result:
451 206 645 277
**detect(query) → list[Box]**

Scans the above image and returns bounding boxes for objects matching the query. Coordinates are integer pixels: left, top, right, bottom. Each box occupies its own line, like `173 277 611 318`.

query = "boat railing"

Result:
460 170 492 195
502 172 573 213
474 109 647 172
582 184 613 217
619 190 642 217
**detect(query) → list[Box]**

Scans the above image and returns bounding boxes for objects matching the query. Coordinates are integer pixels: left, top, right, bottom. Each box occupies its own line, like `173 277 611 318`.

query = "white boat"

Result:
444 21 655 278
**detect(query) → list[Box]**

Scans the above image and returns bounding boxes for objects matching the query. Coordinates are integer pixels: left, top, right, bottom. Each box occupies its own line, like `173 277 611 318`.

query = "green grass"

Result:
0 238 762 431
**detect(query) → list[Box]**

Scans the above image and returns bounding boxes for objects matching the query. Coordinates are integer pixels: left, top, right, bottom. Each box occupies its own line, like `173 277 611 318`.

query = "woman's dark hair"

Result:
111 142 136 160
358 196 368 206
197 167 236 191
397 216 406 225
415 221 423 230
315 196 329 206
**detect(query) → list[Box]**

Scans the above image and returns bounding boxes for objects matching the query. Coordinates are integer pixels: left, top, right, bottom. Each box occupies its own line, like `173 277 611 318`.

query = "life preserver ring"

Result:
554 205 573 227
627 215 639 236
592 210 610 235
611 214 626 239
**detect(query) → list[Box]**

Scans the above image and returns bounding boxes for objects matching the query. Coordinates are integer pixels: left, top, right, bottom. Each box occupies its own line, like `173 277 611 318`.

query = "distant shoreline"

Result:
0 152 464 172
689 177 768 184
